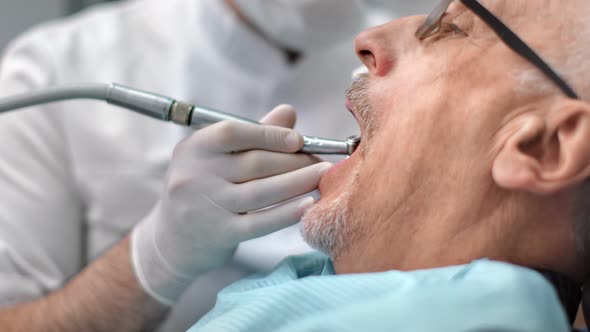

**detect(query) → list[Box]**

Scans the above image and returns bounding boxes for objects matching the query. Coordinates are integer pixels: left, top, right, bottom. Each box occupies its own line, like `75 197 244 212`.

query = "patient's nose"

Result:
354 23 396 77
354 18 418 77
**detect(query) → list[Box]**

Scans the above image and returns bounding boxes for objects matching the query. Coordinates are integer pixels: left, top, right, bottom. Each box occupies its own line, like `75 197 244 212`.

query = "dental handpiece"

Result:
0 83 360 155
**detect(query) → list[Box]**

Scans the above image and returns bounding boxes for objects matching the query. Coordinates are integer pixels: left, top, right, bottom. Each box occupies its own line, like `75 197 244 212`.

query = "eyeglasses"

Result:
415 0 579 100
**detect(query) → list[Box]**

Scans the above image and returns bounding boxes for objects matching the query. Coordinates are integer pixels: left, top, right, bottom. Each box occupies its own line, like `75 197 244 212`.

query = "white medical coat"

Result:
0 0 430 330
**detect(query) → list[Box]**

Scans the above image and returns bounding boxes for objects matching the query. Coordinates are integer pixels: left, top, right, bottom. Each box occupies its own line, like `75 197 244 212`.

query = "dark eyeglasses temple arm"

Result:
461 0 579 99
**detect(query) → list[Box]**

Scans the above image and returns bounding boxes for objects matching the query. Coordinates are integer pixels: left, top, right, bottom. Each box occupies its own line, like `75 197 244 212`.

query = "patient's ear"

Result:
493 99 590 194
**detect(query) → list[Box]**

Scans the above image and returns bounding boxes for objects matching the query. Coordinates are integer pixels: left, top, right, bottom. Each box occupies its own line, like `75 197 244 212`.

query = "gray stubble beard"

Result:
300 164 361 260
301 73 373 259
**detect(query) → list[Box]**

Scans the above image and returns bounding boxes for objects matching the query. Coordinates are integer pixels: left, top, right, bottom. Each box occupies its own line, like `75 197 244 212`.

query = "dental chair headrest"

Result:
537 269 581 325
583 284 590 327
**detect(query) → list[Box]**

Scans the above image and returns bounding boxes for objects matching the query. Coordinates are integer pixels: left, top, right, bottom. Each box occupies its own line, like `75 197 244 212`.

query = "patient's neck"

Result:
331 180 579 279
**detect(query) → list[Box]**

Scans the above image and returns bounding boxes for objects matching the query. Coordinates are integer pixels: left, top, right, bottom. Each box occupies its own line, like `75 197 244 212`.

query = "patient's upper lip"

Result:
345 98 364 143
345 99 357 120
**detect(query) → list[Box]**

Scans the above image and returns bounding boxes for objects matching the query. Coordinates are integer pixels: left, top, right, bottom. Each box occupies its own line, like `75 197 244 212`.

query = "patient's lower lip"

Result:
319 147 356 193
345 100 355 117
326 142 357 173
322 158 348 186
328 160 345 173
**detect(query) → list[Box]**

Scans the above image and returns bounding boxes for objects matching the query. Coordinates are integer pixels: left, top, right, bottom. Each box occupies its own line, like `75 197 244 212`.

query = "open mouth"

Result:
318 100 364 194
345 99 363 156
345 99 357 121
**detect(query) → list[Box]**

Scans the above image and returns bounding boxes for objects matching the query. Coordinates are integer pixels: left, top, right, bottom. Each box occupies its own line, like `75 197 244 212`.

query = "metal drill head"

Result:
346 135 361 155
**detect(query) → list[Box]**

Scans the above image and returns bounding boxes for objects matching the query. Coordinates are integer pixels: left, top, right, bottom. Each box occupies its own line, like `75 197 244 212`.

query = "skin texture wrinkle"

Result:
301 0 590 281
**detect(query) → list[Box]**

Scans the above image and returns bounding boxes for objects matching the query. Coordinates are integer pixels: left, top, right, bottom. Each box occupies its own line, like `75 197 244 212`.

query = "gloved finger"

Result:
213 162 333 214
224 150 321 183
232 195 316 242
194 120 303 154
259 104 297 129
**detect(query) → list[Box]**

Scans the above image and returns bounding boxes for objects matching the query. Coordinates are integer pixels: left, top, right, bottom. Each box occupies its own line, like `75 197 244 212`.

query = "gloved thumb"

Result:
260 104 297 129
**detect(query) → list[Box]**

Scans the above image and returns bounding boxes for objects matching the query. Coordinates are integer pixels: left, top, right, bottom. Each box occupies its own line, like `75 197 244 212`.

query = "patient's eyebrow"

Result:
446 2 473 24
451 9 470 21
447 4 476 34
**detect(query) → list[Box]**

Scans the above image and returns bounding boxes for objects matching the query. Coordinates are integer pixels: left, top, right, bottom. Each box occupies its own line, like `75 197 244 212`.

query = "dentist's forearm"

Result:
0 235 167 332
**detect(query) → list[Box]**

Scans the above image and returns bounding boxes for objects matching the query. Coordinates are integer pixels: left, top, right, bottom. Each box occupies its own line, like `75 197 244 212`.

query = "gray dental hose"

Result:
0 83 360 155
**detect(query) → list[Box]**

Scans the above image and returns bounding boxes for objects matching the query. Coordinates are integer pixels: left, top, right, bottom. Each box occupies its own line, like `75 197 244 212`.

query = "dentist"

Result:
0 1 431 330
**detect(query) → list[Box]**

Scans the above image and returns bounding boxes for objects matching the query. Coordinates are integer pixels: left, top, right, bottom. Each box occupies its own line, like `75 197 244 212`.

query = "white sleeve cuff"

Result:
130 215 193 306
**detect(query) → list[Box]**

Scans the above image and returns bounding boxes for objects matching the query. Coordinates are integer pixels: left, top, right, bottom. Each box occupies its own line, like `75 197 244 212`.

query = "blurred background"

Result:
0 1 588 329
0 0 118 51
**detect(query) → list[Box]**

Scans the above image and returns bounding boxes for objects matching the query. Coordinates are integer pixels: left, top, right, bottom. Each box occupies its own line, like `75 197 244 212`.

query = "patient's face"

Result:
302 0 568 262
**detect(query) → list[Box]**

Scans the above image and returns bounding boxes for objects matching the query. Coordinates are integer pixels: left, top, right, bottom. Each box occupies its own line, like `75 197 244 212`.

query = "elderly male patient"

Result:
188 0 590 331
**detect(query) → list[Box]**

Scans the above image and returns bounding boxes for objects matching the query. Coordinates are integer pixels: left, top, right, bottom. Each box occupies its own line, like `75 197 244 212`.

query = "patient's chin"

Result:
300 166 360 259
300 194 348 257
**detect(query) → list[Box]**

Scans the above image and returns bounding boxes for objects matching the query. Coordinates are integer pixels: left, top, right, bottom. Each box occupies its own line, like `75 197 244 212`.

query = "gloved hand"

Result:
131 105 332 305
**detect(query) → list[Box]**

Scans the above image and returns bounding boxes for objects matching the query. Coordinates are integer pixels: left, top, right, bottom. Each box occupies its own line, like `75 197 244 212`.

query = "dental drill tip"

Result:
346 135 361 155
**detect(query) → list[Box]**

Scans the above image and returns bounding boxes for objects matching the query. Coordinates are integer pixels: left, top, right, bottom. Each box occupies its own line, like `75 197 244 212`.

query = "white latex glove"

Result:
131 105 332 305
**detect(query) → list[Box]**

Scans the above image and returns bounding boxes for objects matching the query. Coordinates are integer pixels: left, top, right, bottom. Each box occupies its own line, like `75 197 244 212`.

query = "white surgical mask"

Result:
233 0 368 53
